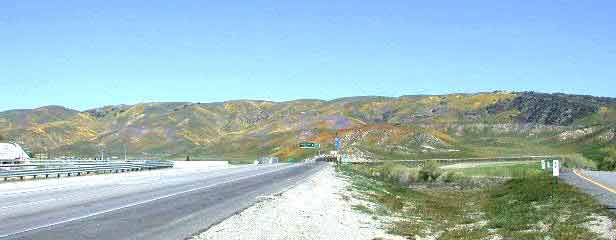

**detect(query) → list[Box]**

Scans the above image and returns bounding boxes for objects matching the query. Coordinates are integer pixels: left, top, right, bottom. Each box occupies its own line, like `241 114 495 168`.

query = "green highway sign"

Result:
299 142 320 149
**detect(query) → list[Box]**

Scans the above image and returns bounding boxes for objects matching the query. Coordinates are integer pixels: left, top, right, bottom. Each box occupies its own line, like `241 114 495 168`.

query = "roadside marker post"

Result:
541 160 546 170
553 160 559 186
552 160 560 177
550 160 560 201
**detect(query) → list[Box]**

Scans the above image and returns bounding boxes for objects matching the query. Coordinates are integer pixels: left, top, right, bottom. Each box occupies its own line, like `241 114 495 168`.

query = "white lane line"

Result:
0 163 304 238
0 165 245 196
0 164 289 215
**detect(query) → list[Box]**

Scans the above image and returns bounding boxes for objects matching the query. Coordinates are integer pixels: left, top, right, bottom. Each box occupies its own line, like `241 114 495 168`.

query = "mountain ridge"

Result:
1 91 615 168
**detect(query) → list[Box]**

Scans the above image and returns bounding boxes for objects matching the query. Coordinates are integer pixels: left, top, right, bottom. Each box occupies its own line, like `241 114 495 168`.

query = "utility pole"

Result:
124 144 128 161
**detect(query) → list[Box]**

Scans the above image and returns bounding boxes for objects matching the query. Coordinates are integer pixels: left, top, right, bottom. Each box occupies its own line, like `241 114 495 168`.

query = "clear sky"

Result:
1 1 615 111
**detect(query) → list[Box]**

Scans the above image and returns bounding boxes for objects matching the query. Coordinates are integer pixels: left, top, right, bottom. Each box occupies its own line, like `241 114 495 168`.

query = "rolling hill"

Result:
1 91 615 168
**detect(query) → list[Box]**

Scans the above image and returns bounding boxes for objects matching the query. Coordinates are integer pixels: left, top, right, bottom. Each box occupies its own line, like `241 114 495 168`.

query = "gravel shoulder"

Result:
194 164 404 240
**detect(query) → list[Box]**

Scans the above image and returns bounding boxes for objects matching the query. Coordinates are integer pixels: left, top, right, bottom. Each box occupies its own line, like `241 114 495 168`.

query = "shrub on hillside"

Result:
600 146 616 170
560 154 597 169
381 162 419 185
419 160 442 181
438 171 464 183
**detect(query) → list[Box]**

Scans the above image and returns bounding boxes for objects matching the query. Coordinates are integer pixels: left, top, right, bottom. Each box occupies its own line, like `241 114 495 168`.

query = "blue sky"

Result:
1 1 615 111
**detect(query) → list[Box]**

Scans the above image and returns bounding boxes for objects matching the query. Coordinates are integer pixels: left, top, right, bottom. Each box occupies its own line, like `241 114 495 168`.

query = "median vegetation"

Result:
338 161 616 239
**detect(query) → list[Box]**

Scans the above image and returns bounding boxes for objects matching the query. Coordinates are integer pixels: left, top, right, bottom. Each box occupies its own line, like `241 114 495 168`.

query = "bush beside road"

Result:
338 162 616 239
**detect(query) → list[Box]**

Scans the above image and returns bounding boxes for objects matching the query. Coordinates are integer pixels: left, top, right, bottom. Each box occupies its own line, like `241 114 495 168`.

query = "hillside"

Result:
1 91 615 168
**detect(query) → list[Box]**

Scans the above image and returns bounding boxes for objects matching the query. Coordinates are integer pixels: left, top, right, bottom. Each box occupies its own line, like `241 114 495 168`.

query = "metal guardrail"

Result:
0 160 174 181
387 155 557 166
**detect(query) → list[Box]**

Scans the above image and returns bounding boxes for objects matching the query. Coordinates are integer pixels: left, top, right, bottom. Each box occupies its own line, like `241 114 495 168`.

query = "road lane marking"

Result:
0 164 290 216
0 163 306 238
0 164 252 196
572 169 616 194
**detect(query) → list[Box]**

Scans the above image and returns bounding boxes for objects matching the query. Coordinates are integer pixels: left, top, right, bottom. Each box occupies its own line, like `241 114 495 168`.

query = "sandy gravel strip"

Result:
194 164 404 240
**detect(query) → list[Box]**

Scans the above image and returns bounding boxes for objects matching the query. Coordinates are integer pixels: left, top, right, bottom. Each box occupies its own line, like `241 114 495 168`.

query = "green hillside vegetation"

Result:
1 92 615 168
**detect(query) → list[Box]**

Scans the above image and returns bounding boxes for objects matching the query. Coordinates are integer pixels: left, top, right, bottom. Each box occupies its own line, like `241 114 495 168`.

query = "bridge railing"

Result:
0 160 174 181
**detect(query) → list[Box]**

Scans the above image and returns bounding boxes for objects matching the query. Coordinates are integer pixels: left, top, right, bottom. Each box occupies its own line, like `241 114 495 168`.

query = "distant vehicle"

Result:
0 143 31 165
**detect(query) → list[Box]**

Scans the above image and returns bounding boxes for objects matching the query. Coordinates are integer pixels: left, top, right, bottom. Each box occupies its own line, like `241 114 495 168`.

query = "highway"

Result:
0 162 326 240
560 169 616 213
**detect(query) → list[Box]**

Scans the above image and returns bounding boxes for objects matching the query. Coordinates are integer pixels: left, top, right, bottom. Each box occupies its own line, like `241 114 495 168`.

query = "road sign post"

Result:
299 142 320 160
299 142 320 149
334 137 341 150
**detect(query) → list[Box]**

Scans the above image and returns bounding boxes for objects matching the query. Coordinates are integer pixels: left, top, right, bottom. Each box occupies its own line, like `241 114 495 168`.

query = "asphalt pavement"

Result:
560 169 616 213
0 162 326 240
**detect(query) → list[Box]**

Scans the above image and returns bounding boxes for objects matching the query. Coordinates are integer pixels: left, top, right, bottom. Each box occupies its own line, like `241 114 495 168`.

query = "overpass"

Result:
313 154 339 162
310 153 373 163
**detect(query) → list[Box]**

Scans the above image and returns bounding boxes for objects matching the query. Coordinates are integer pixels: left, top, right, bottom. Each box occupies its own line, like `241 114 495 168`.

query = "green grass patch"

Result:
338 164 491 239
338 162 616 239
451 162 542 178
351 204 373 214
485 174 613 239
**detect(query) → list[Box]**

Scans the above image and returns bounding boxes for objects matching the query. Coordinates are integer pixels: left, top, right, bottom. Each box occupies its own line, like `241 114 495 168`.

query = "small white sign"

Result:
552 160 560 176
541 160 546 170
